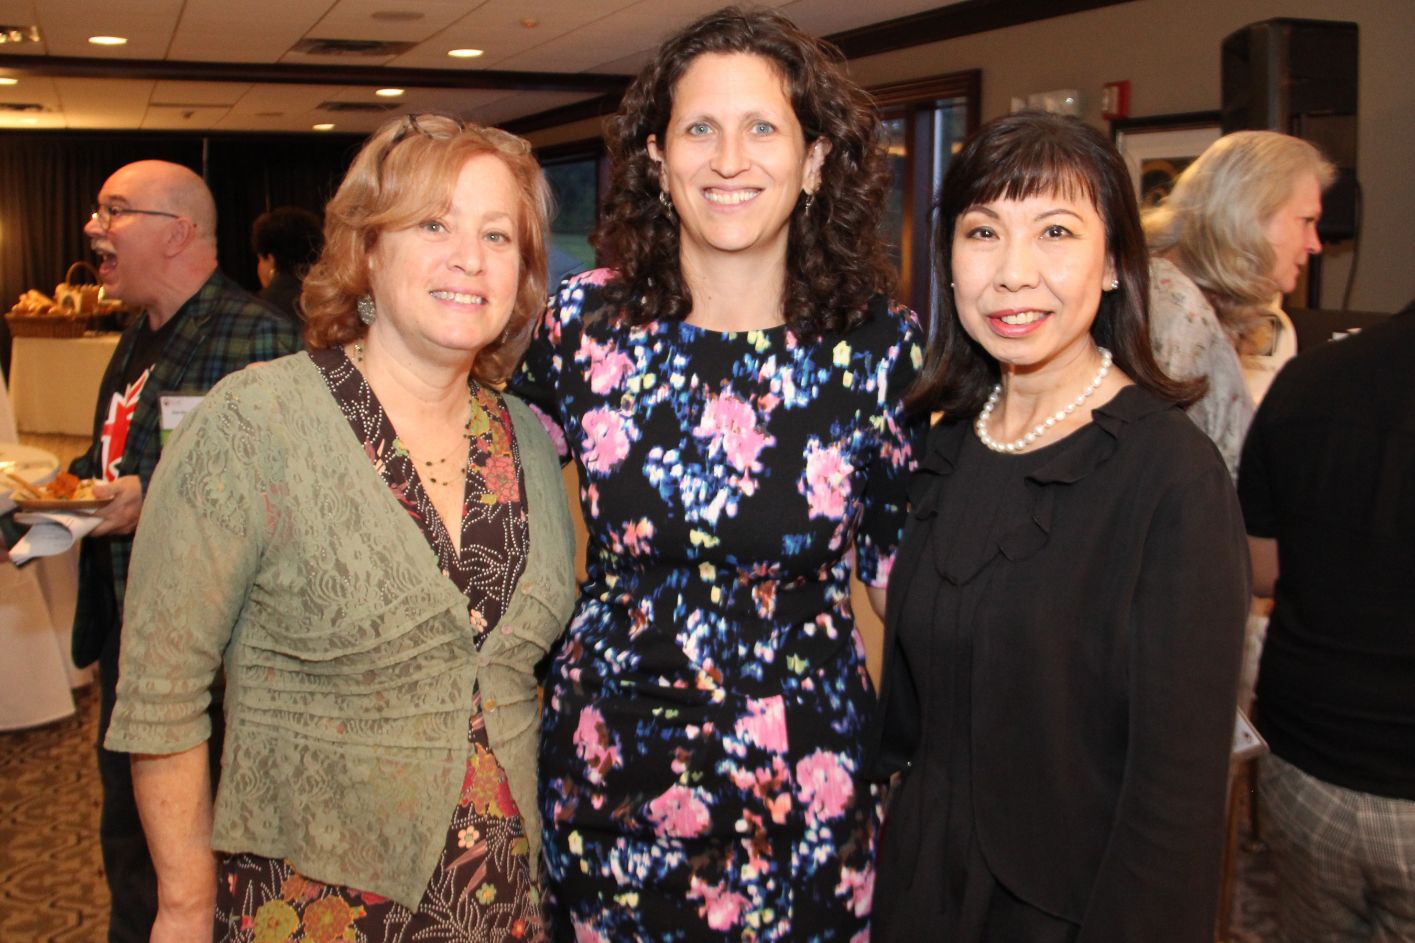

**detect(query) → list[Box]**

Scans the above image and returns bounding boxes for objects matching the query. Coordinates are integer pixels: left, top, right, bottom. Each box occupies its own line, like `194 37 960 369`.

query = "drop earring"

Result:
357 294 376 325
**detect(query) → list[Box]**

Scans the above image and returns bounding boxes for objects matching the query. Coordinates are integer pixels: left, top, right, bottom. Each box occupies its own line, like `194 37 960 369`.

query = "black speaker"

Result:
1221 18 1358 243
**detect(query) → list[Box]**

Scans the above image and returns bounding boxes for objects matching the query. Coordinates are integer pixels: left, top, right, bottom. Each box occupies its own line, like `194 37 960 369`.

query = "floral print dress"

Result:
514 270 925 942
214 347 543 943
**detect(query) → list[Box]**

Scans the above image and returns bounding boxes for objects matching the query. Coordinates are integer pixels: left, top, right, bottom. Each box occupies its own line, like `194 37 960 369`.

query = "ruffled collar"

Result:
909 385 1174 584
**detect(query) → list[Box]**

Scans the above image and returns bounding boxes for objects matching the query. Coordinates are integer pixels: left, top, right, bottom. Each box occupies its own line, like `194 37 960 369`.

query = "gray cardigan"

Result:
105 352 577 908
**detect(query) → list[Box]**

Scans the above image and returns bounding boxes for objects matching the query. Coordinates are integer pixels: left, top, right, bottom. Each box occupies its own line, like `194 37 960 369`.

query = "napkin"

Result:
9 511 102 565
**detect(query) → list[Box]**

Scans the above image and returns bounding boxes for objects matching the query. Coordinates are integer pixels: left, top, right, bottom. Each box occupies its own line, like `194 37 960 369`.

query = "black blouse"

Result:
873 385 1250 943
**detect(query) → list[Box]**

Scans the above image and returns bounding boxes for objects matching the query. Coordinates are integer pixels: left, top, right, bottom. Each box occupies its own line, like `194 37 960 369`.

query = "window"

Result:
870 71 980 320
538 145 606 286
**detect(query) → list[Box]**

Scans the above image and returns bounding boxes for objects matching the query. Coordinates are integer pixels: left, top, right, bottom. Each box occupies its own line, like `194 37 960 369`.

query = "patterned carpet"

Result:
0 684 1280 943
0 686 109 943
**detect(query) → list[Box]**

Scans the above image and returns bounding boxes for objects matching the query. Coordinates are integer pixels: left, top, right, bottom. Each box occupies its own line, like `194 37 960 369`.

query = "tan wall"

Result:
536 0 1412 685
530 0 1414 313
525 115 606 150
845 0 1415 313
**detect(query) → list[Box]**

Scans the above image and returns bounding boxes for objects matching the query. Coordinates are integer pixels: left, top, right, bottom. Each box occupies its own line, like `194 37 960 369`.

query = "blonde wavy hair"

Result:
1143 130 1334 343
302 114 552 384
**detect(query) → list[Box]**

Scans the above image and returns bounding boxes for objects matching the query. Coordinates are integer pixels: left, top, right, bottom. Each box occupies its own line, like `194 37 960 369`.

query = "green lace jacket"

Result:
104 352 577 908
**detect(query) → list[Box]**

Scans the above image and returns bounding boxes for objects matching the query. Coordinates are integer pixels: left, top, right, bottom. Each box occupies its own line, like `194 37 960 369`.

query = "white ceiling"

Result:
0 0 961 135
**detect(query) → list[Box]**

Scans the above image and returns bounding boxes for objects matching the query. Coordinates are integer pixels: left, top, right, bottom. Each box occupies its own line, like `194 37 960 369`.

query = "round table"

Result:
1 442 89 731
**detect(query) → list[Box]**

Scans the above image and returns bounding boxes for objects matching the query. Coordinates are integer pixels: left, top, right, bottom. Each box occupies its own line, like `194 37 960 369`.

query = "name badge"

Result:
159 393 204 447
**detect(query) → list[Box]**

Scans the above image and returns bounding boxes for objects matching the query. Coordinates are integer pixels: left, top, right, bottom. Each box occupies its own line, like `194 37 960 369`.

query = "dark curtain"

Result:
0 131 363 379
206 135 365 295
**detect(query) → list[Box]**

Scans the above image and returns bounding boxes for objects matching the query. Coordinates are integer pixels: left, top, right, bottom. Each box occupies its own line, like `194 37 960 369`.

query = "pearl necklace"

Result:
350 342 475 486
975 347 1113 454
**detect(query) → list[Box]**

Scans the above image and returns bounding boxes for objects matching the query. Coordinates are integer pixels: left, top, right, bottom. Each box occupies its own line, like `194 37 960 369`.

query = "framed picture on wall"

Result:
1112 112 1222 210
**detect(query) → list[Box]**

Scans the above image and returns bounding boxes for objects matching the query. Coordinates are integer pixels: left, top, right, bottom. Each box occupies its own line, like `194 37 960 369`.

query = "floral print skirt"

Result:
215 702 545 943
540 639 884 942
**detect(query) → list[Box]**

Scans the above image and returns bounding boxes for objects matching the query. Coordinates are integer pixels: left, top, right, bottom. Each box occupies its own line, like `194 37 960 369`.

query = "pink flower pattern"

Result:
581 335 636 395
516 271 926 941
580 406 633 474
572 705 621 786
646 784 712 838
694 391 775 478
796 749 855 824
800 439 853 520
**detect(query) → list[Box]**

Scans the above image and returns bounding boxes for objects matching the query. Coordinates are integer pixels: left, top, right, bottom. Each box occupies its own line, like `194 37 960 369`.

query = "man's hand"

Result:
90 476 144 537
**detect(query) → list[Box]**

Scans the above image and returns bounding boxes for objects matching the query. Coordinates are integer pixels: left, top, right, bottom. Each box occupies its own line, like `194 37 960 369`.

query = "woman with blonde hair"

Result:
1143 129 1335 478
104 114 577 942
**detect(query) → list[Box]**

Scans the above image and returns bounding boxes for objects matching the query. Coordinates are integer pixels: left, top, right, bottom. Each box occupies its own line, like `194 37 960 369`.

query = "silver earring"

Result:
658 190 673 213
803 191 815 213
949 281 956 289
357 294 376 325
1108 279 1120 291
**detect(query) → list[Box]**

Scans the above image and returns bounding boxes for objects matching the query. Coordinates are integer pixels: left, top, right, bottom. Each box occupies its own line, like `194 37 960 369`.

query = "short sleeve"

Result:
853 305 927 587
511 271 601 463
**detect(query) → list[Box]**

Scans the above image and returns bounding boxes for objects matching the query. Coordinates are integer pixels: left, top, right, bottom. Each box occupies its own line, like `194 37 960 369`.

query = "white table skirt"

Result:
0 564 77 730
1 442 91 731
9 333 121 436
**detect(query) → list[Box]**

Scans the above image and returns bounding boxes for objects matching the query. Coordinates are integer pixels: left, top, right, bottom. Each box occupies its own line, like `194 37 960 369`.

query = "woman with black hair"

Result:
871 112 1249 943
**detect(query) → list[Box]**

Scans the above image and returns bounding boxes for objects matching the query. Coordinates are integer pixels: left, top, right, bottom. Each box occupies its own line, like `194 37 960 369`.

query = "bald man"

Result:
70 160 301 943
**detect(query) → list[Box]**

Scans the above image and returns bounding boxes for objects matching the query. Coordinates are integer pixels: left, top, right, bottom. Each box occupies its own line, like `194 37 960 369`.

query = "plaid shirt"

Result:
70 268 301 666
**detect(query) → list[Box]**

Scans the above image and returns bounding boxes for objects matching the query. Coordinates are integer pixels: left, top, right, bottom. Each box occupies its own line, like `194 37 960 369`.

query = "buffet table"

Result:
1 442 89 731
8 333 121 435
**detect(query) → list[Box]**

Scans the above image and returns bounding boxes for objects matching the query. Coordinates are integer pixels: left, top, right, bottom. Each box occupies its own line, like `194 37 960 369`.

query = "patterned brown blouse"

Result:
214 347 542 943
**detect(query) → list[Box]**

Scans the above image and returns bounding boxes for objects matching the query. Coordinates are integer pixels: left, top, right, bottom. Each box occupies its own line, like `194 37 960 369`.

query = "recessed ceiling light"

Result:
0 25 41 44
0 77 17 86
447 48 484 59
88 35 128 46
521 18 539 29
375 88 404 97
312 123 335 131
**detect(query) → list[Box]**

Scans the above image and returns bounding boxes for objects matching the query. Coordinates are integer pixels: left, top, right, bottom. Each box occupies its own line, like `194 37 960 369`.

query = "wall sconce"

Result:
1017 89 1082 116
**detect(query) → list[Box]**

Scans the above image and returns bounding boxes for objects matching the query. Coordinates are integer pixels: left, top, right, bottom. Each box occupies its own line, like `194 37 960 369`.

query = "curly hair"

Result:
592 5 894 336
1143 130 1334 344
302 114 552 384
907 111 1202 417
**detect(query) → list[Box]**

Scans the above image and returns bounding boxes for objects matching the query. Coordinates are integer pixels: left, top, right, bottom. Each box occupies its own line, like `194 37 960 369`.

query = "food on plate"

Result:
31 472 99 501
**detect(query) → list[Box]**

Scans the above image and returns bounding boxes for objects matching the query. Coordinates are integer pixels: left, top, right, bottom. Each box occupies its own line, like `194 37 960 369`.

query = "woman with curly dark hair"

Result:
513 7 925 940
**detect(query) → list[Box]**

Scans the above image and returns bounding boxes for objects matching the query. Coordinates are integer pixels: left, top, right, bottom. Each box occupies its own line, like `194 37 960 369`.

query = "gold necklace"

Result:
350 342 476 486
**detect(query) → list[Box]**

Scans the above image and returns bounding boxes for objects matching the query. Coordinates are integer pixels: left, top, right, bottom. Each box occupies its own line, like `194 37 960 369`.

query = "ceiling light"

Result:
88 35 128 46
312 123 335 131
0 78 17 86
447 48 484 59
0 25 40 44
521 18 539 29
375 88 404 98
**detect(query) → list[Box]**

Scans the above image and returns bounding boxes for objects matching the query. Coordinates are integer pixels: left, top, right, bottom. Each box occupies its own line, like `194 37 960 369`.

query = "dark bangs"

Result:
906 110 1203 417
945 118 1104 234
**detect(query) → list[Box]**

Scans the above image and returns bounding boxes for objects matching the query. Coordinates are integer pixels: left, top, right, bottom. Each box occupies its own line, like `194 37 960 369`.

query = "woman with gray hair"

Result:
1143 130 1335 479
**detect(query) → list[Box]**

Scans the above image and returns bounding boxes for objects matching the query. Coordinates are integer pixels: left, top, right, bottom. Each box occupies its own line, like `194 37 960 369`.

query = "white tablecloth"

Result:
8 333 121 435
1 442 90 730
